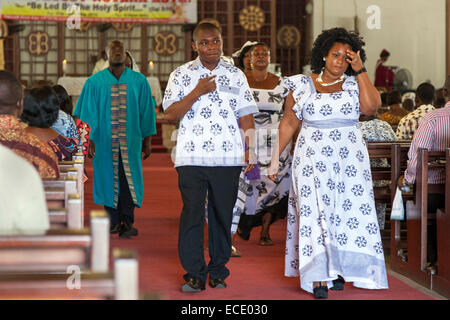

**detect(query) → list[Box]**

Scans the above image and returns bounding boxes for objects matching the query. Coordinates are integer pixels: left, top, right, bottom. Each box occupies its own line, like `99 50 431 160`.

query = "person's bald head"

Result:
108 40 126 67
0 71 23 116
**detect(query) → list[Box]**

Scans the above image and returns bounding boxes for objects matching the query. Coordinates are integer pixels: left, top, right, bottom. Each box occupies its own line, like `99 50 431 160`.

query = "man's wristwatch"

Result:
354 67 367 76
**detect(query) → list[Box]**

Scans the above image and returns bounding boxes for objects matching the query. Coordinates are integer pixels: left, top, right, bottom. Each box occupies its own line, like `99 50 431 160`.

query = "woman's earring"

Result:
323 57 326 61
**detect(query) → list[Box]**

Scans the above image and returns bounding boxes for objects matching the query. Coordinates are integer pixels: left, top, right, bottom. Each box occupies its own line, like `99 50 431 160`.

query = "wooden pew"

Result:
389 142 413 269
0 211 109 273
60 154 85 210
366 141 396 205
432 148 450 298
43 156 85 229
366 141 411 255
366 141 395 252
392 148 446 288
0 249 138 300
43 176 82 229
0 211 138 299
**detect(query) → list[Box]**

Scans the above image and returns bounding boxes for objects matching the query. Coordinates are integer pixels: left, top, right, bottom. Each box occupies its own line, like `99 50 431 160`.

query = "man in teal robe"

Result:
74 40 156 238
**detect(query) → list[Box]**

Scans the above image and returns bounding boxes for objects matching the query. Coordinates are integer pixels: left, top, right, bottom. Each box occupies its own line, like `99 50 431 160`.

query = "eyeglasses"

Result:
252 51 270 57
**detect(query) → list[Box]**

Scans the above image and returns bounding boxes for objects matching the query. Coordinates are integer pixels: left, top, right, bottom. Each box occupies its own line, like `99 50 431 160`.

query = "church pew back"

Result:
0 211 109 273
432 148 450 298
0 249 138 300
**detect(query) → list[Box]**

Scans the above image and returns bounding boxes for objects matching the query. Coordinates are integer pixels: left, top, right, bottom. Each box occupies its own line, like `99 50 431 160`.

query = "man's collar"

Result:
417 104 434 109
191 56 224 70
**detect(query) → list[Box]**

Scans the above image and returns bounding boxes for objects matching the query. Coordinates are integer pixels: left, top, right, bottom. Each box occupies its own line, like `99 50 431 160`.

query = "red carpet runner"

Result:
84 152 435 300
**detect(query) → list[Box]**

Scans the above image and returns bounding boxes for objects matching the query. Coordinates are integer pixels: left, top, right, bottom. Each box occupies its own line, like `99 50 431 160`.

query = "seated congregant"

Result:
51 84 80 140
396 82 435 140
0 144 49 235
378 90 409 126
398 75 450 264
20 86 79 162
0 71 59 179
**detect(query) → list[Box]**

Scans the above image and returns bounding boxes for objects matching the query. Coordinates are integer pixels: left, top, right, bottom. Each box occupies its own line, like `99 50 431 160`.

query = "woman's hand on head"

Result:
346 49 364 73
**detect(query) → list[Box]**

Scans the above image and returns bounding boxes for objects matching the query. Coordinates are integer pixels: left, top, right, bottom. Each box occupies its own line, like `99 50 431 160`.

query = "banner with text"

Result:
0 0 197 24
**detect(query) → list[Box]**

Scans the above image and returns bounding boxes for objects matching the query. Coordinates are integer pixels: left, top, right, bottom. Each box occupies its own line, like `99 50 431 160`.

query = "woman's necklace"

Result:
316 69 346 87
254 72 268 82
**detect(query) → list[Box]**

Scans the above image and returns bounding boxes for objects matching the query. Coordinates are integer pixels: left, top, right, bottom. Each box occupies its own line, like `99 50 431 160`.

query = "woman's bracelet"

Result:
354 67 367 76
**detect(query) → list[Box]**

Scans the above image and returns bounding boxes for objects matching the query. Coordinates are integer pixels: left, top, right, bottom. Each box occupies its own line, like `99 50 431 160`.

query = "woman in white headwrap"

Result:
232 40 258 73
92 49 107 74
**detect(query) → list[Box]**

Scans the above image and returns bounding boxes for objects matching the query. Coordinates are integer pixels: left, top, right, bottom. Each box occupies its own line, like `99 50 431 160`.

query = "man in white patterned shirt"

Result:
396 82 435 140
163 22 257 292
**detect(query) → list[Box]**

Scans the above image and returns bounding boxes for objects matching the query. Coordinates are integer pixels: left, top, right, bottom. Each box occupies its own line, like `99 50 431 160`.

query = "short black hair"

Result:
250 42 270 58
402 99 415 112
198 18 222 33
310 27 366 76
21 86 60 128
0 70 22 109
250 42 270 53
387 90 402 105
52 84 73 115
416 82 435 105
193 22 221 42
237 44 254 71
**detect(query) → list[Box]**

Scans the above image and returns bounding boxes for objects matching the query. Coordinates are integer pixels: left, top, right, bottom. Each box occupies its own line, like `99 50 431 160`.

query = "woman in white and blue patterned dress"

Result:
269 28 388 299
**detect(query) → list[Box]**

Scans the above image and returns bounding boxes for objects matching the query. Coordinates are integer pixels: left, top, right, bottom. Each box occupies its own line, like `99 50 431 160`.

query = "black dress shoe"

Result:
181 277 205 292
330 278 345 291
313 285 328 299
209 278 227 289
110 224 123 234
119 223 138 238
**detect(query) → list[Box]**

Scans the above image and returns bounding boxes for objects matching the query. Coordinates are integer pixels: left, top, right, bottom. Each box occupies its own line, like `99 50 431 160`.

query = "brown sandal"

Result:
259 236 274 246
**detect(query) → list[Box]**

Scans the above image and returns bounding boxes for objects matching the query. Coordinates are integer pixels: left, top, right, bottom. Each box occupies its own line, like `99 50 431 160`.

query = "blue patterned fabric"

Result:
51 110 80 141
163 57 258 168
284 75 389 294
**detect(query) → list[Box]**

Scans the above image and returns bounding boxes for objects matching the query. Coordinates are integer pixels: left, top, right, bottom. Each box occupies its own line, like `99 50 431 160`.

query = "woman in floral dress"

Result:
269 28 388 299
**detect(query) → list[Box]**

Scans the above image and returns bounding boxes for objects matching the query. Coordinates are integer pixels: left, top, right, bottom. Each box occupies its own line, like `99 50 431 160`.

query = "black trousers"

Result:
104 152 135 226
176 166 241 284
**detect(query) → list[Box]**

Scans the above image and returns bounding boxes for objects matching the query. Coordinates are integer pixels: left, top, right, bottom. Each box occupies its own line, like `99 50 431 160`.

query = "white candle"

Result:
148 61 154 71
62 59 67 74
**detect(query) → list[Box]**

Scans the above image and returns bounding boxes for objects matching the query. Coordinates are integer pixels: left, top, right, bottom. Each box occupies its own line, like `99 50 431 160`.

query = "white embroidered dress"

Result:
284 74 389 293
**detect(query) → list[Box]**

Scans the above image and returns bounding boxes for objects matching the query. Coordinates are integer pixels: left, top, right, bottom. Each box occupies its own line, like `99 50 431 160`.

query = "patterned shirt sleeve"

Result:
234 71 258 118
162 67 184 111
404 115 435 184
